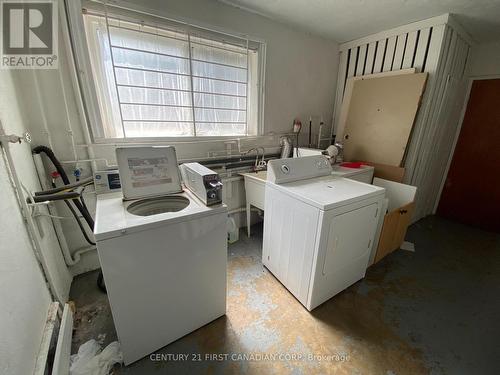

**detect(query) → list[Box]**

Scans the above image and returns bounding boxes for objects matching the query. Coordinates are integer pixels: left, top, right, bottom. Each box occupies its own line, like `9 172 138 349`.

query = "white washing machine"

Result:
94 146 227 365
262 156 385 311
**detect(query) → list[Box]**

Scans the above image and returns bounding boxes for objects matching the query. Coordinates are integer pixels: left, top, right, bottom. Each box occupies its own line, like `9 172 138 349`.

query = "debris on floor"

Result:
401 241 416 252
70 339 122 375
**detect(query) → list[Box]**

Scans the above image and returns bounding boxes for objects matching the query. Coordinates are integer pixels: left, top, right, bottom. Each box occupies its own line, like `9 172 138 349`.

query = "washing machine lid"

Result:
94 190 227 241
116 146 182 200
268 176 385 211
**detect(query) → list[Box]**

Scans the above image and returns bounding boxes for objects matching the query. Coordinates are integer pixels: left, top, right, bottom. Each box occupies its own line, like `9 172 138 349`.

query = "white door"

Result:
308 202 379 309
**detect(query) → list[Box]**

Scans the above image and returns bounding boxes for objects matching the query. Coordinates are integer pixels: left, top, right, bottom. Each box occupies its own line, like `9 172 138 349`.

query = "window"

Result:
81 10 262 140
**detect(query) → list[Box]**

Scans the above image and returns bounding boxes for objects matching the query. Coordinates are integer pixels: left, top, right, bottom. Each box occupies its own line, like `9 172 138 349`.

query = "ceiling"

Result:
219 0 500 43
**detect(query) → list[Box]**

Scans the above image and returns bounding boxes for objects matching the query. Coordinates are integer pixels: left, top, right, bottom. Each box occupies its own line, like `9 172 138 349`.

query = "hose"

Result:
79 184 89 214
64 200 96 246
33 145 105 293
33 146 70 184
27 191 80 204
32 145 95 230
34 176 93 196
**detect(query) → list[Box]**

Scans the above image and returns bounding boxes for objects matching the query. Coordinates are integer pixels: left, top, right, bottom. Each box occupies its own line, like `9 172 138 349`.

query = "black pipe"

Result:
64 200 96 246
34 176 93 196
32 146 94 230
33 145 70 184
33 145 104 293
27 191 80 204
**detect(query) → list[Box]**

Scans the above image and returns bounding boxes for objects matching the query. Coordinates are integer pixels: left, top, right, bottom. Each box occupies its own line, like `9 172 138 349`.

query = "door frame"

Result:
433 74 500 213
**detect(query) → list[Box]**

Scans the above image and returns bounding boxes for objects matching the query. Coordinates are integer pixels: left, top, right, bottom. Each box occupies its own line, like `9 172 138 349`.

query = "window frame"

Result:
66 0 266 144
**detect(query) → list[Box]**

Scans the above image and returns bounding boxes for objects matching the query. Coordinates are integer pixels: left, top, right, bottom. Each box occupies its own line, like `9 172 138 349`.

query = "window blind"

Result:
82 9 259 139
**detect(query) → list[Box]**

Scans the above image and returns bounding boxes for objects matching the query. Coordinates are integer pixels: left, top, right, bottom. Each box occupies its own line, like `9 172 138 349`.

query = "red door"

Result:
437 78 500 232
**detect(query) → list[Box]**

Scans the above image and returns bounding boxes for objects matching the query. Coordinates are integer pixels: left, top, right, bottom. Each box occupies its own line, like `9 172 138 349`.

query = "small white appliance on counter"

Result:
180 162 223 206
263 155 385 311
94 146 227 365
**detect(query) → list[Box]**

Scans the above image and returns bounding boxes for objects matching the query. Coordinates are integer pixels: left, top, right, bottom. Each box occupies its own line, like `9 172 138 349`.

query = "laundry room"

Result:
1 0 499 374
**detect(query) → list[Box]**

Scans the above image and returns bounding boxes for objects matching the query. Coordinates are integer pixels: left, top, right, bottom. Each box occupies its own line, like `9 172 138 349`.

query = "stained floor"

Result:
70 216 500 374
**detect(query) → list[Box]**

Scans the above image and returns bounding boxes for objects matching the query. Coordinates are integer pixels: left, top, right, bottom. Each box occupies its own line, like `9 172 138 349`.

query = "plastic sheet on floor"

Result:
70 339 122 375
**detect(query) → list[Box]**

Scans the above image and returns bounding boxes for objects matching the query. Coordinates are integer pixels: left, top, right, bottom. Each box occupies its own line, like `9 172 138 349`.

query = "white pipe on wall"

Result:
57 54 79 163
0 126 60 302
32 70 53 150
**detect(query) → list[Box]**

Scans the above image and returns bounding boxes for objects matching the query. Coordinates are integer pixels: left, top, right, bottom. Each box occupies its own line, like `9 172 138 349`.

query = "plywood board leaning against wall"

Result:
343 72 428 166
336 68 416 140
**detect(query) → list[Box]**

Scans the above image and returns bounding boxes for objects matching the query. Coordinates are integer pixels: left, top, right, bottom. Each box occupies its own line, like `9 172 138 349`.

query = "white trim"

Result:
257 42 266 136
51 303 74 375
340 14 449 51
34 303 60 375
432 74 500 213
65 0 104 141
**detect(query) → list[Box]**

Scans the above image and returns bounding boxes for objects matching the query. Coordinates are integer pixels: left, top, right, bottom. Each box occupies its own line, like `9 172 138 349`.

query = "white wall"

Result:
469 40 500 77
0 70 53 375
12 0 339 273
0 67 72 301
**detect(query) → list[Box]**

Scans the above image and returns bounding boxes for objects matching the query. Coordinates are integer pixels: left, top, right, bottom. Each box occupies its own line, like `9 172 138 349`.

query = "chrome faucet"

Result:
242 147 267 171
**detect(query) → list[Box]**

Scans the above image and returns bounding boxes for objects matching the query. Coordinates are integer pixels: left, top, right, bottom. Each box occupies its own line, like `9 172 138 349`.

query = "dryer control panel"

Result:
267 155 332 184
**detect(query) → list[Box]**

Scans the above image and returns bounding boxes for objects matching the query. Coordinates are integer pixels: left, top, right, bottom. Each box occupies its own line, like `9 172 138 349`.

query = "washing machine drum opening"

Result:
127 196 190 216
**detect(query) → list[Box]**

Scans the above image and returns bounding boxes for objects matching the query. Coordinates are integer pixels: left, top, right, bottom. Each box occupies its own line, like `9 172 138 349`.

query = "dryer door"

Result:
308 202 379 310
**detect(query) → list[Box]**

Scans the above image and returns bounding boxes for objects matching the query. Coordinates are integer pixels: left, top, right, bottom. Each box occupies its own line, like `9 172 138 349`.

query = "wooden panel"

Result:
382 36 397 72
336 68 416 140
402 30 418 68
356 44 368 76
410 27 454 216
374 210 399 263
393 34 407 70
365 41 377 75
332 50 349 136
413 27 431 71
373 39 386 73
347 48 356 78
374 201 415 263
339 14 449 51
404 24 447 192
343 72 428 166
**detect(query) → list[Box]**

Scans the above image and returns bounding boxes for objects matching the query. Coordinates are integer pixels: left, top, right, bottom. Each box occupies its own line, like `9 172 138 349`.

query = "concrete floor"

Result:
70 216 500 374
